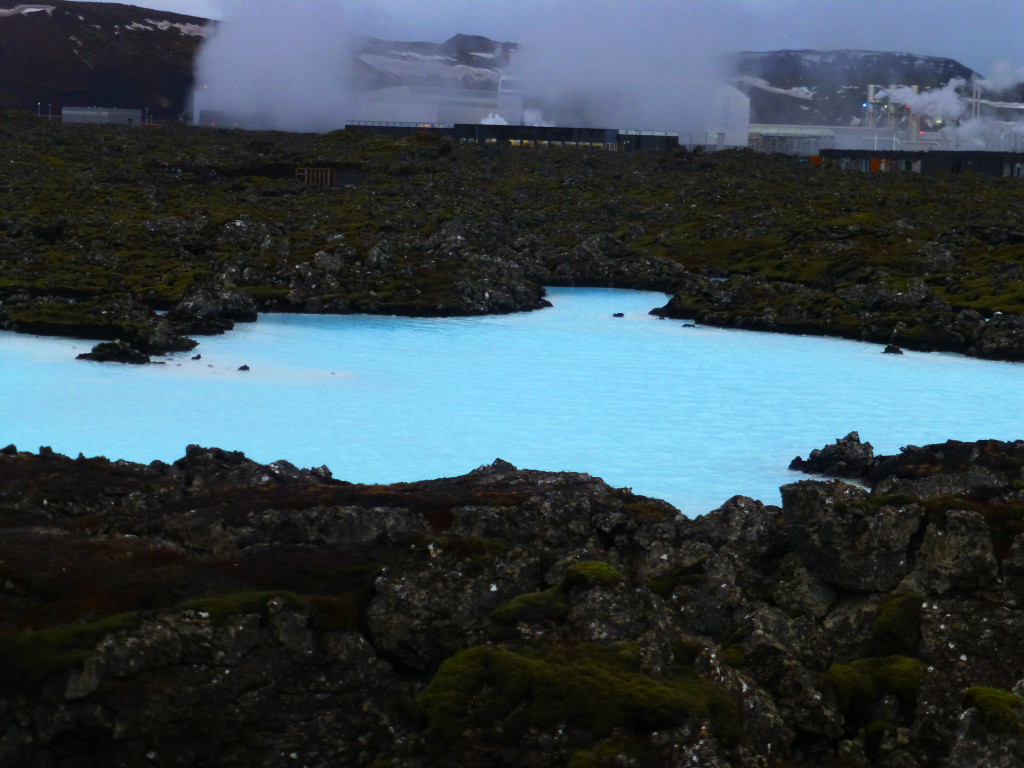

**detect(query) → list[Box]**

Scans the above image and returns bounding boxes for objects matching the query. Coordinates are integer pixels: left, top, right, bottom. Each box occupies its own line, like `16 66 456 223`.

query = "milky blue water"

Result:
3 286 1024 515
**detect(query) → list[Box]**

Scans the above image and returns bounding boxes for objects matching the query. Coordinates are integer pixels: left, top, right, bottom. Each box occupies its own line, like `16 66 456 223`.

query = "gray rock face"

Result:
903 509 998 595
781 480 923 591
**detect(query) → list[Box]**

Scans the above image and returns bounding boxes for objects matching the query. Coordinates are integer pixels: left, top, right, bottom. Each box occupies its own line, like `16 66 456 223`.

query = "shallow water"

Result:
4 287 1024 515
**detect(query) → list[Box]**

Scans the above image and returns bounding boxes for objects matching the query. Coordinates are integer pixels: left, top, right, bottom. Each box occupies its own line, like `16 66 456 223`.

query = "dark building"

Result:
344 121 454 138
62 106 143 126
452 123 619 149
820 149 1024 178
345 122 679 152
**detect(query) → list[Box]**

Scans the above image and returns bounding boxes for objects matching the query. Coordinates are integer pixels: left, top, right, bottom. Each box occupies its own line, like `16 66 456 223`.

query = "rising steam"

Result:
192 0 356 131
192 0 753 137
876 80 968 122
191 0 1024 146
512 1 748 137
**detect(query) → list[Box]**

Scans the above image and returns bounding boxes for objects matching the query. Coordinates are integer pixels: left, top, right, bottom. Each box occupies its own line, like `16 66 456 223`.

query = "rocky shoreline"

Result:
1 437 1023 766
7 114 1024 362
651 273 1024 362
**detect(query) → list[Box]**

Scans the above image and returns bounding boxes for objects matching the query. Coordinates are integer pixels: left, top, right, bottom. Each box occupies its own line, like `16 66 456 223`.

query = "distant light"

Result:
862 103 869 108
919 131 925 135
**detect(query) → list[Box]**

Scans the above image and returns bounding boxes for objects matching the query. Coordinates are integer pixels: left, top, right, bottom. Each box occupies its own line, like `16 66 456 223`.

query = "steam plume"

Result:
192 0 355 131
513 1 749 136
193 0 757 136
876 80 968 122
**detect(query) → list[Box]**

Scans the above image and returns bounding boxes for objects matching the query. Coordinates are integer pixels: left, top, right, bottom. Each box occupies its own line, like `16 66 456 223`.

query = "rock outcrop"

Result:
1 437 1023 766
789 430 875 479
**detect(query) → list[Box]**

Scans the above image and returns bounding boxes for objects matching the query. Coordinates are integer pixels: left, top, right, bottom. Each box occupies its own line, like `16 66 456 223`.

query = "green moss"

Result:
963 686 1024 734
828 655 925 710
490 588 568 624
0 612 140 689
418 643 741 747
562 561 624 590
491 561 626 625
567 740 636 767
872 592 923 656
719 644 747 668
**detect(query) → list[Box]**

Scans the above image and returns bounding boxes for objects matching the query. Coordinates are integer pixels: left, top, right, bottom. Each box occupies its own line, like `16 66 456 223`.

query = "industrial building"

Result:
820 149 1024 178
749 80 1024 157
62 107 143 126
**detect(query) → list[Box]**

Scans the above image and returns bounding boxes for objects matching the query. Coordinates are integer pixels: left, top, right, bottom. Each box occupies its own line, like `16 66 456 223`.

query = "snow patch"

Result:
144 18 210 37
736 75 814 100
0 4 54 18
392 50 454 64
359 53 499 86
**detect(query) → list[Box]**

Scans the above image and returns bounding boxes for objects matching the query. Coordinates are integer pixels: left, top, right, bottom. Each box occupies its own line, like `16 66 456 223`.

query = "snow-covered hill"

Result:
0 1 208 118
729 49 980 126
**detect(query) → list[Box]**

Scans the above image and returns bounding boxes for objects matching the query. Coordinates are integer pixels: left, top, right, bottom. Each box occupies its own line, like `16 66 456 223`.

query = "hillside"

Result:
730 49 980 125
0 1 516 121
0 1 207 119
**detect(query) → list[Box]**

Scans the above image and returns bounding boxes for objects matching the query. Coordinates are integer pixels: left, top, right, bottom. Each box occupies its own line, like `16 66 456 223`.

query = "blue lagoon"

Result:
3 287 1023 515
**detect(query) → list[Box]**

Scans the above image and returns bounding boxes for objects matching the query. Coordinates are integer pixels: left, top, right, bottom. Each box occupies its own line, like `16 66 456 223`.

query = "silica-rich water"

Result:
4 287 1024 515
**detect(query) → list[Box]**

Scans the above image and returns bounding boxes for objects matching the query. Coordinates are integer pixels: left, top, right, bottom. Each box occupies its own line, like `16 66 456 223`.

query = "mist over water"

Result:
6 288 1024 516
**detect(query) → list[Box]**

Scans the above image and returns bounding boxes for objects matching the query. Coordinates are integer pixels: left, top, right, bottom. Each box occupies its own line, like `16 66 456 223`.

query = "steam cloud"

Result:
193 0 756 135
512 1 746 136
980 61 1024 93
192 0 1024 139
876 80 968 122
193 0 357 132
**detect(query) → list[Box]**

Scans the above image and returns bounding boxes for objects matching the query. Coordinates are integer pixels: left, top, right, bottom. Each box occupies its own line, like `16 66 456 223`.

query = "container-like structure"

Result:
62 107 143 126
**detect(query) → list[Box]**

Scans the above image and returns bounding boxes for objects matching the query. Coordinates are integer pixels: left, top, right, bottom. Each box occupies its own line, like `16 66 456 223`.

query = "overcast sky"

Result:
79 0 1024 76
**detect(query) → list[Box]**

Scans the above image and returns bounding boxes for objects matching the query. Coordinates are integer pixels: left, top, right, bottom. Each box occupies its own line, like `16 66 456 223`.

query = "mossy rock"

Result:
567 739 641 767
871 592 923 657
963 686 1024 734
490 588 568 624
828 655 925 710
719 644 747 668
418 643 741 749
562 561 624 590
0 612 140 689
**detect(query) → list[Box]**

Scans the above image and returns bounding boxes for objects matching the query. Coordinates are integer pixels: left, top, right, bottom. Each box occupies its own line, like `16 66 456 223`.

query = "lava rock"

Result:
789 430 876 480
75 339 151 364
